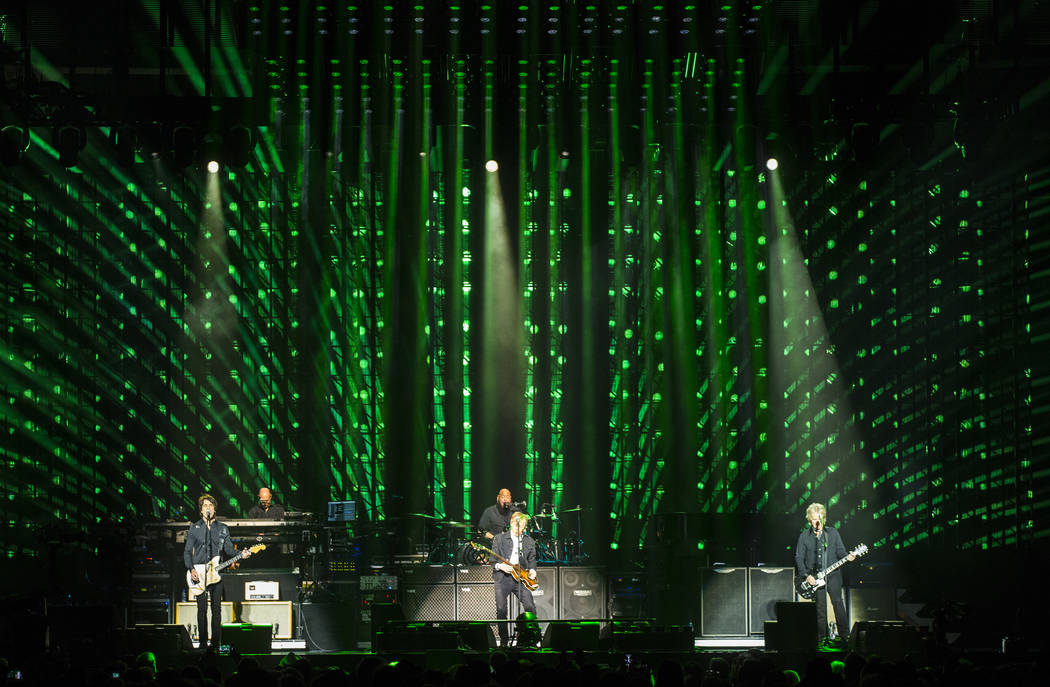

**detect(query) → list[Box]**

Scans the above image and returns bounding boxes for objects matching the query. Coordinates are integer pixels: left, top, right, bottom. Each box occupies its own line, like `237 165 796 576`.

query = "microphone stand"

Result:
515 531 524 647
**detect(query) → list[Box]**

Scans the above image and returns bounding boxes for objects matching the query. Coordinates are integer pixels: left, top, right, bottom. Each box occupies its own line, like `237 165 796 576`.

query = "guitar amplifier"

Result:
245 581 280 600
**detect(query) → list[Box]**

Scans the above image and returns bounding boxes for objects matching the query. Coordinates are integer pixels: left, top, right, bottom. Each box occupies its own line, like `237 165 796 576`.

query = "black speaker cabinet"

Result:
301 601 359 651
771 601 817 651
117 625 191 661
401 565 455 585
849 587 898 625
541 621 600 649
221 623 272 654
849 620 922 657
369 602 405 648
748 568 795 635
558 567 605 619
455 583 494 621
455 564 494 584
700 567 748 636
401 584 455 621
447 621 498 650
376 624 460 651
510 567 558 625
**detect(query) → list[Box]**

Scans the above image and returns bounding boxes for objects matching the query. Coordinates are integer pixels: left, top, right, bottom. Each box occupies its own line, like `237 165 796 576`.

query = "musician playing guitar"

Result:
795 502 855 647
492 511 537 647
183 493 253 652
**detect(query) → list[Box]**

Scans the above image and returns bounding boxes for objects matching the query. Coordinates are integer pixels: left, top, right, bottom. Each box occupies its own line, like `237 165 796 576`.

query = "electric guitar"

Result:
469 541 539 591
186 544 266 600
796 543 868 599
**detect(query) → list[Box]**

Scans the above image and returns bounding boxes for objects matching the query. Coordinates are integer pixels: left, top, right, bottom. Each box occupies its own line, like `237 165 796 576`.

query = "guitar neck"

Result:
822 555 850 576
215 550 246 573
477 544 512 567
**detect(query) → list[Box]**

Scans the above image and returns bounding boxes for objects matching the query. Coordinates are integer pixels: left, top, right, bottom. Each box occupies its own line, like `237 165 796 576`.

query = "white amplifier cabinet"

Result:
246 580 280 600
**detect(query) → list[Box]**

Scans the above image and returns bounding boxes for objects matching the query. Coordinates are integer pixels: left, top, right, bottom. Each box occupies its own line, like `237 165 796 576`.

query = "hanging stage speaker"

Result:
401 584 455 622
748 567 795 635
700 567 748 636
558 567 604 620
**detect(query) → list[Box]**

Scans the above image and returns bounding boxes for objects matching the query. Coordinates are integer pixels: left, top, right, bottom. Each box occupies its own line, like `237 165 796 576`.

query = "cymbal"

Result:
442 520 472 528
406 512 440 519
533 513 558 519
561 506 590 513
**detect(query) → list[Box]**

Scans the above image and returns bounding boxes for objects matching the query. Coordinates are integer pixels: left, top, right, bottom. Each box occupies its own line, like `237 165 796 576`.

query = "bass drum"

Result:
456 542 489 566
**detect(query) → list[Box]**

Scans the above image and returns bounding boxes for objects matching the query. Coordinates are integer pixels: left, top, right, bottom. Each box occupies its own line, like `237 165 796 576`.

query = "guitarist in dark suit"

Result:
492 511 538 647
795 502 854 646
184 494 251 651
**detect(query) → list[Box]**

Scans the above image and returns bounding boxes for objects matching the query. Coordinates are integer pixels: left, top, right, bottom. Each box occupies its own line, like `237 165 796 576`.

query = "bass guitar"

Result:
796 543 868 599
469 541 539 591
187 544 266 600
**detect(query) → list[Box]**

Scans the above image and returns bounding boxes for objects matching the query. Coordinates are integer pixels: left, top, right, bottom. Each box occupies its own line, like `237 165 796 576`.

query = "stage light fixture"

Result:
111 127 137 167
0 125 30 167
56 125 85 167
485 159 499 172
766 158 779 171
222 125 253 167
172 125 197 168
207 160 220 173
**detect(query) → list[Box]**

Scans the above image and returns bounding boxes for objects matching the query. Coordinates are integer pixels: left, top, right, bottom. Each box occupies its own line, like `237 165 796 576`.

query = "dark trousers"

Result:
195 579 224 649
494 573 536 645
814 573 848 639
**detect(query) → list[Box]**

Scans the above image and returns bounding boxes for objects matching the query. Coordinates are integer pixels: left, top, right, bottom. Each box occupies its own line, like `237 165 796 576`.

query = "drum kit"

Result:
411 505 589 566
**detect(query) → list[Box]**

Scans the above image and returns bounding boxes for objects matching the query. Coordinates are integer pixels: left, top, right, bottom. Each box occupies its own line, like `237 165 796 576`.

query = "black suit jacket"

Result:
491 532 537 581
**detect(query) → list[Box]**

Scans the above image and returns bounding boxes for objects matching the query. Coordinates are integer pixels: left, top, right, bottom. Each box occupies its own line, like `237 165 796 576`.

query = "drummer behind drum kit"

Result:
412 504 589 566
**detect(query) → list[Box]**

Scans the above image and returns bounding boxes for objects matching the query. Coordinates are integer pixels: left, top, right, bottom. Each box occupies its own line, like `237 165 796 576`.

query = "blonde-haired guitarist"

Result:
491 511 538 647
794 502 855 647
183 494 253 651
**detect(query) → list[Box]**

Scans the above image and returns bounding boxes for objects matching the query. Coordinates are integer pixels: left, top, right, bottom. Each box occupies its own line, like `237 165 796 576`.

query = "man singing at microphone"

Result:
492 511 538 647
184 494 251 651
795 502 854 647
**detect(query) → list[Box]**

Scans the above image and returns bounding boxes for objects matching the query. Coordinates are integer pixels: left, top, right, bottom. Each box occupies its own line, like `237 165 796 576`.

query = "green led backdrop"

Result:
1 1 1046 571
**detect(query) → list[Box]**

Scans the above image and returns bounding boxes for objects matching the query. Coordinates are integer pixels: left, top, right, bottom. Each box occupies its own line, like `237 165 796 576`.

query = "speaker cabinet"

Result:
301 601 358 651
541 621 600 649
701 567 748 636
849 620 921 657
455 583 494 621
175 602 235 642
456 564 494 584
771 601 817 651
849 587 897 625
117 625 191 661
401 584 455 621
221 623 271 653
376 625 459 651
447 621 498 650
559 567 605 619
401 565 455 585
175 601 292 640
748 568 794 635
508 567 558 638
234 601 293 639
